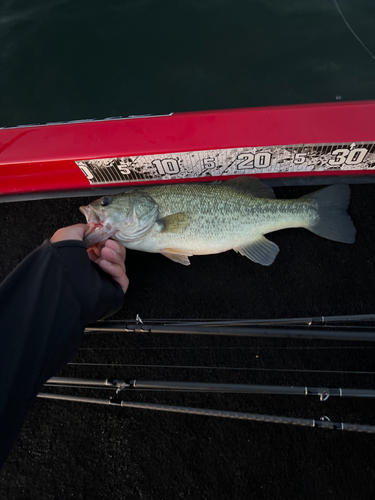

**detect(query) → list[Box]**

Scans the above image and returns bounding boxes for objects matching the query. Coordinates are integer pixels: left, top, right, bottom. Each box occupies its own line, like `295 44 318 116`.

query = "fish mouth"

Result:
80 205 100 223
79 204 117 246
79 205 105 242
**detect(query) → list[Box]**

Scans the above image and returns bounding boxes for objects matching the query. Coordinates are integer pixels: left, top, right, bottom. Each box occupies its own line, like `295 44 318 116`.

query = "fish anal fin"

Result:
156 212 192 233
234 236 279 266
160 248 192 266
224 176 275 199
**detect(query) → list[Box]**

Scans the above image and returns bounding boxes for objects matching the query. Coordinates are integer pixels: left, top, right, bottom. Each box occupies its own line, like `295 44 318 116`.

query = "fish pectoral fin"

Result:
234 236 279 266
160 248 192 266
156 212 192 233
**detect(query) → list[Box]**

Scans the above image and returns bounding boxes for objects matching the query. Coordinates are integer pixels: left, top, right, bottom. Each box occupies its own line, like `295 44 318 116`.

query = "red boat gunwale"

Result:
1 101 375 199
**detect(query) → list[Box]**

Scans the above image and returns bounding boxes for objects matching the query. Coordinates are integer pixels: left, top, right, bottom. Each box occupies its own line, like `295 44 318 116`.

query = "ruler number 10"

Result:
152 158 180 175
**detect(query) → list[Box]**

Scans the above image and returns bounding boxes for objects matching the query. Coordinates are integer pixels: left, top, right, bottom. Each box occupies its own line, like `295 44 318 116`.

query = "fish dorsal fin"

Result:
234 236 279 266
156 212 192 233
160 248 192 266
224 177 275 199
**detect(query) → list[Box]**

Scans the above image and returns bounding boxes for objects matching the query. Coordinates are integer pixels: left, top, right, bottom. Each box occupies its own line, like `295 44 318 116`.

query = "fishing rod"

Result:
64 361 375 376
46 313 375 434
37 392 375 435
168 314 375 328
45 377 375 400
87 312 375 331
85 322 375 342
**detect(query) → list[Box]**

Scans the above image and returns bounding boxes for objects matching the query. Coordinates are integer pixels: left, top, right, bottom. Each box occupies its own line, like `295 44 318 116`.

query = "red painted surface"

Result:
1 101 375 196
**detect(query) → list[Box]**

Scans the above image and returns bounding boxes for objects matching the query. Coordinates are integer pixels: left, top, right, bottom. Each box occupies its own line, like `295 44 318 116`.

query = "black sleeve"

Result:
0 240 124 468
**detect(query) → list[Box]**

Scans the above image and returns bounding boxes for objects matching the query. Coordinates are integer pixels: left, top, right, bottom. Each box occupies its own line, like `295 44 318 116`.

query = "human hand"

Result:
50 223 89 243
87 239 129 294
51 224 129 294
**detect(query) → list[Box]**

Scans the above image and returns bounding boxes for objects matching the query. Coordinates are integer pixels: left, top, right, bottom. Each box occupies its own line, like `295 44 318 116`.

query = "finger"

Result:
105 239 126 261
87 246 102 262
51 224 89 243
102 240 126 262
98 259 129 294
100 248 126 276
87 240 109 261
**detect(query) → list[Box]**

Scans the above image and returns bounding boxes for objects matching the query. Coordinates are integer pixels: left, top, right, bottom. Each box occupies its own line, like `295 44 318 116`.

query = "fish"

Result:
79 177 356 266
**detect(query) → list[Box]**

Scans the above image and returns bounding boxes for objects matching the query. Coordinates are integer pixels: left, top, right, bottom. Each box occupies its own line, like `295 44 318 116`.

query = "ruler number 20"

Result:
237 152 272 169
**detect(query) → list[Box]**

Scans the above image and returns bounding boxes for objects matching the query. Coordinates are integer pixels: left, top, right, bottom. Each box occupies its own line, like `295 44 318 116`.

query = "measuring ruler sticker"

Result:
76 142 375 185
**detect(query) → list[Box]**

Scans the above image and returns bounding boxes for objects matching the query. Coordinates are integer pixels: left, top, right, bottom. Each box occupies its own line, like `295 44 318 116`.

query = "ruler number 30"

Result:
329 148 367 166
294 148 367 166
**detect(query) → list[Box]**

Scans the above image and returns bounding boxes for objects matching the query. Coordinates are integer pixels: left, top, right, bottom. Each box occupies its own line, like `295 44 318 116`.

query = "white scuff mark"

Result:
332 0 375 62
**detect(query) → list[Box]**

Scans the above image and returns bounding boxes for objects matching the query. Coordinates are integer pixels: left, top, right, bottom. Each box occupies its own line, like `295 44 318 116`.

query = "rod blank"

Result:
37 393 375 434
44 377 375 399
47 377 128 388
85 323 375 341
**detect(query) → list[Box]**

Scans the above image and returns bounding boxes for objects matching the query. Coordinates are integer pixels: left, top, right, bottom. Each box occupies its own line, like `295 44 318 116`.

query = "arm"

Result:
50 224 129 294
0 225 127 468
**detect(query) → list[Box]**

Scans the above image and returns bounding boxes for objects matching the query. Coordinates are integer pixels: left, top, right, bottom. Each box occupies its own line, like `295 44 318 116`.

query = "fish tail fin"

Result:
302 184 356 243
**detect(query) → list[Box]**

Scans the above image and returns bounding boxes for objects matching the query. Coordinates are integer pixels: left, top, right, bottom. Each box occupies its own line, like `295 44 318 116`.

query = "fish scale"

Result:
147 186 314 241
80 177 356 266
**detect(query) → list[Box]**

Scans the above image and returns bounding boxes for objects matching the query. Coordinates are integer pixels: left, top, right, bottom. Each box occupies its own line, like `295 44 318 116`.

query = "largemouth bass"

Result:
79 177 356 266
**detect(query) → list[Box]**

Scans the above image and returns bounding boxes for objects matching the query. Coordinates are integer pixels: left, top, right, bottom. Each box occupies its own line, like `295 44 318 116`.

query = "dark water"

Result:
1 0 375 127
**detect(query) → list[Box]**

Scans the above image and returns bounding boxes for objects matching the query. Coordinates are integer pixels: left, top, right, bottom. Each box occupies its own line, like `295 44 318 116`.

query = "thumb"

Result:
51 224 89 243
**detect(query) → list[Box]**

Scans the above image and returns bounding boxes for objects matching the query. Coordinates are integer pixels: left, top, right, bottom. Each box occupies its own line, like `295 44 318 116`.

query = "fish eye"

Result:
100 197 111 207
